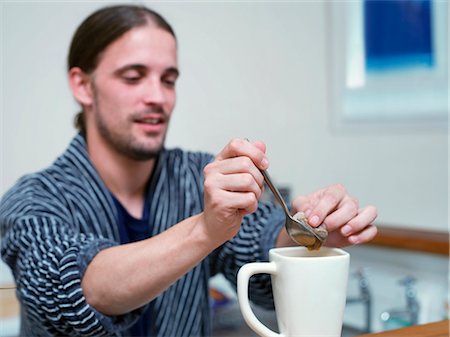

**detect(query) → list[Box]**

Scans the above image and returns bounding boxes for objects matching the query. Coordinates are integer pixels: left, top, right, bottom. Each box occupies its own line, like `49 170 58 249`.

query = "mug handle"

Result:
237 262 283 337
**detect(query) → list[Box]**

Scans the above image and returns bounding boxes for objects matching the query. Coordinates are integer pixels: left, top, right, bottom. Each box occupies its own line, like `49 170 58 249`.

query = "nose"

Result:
142 77 166 105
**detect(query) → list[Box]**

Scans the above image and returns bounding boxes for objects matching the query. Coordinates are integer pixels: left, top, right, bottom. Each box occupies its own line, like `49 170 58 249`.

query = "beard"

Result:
96 117 166 161
92 89 167 161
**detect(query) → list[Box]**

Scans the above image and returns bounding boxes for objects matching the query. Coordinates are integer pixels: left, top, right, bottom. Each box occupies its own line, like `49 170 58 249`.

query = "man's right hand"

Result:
201 138 269 245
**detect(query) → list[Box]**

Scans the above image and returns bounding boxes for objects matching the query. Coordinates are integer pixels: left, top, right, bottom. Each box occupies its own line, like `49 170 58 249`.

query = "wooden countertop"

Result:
356 320 449 337
0 285 20 318
367 225 449 255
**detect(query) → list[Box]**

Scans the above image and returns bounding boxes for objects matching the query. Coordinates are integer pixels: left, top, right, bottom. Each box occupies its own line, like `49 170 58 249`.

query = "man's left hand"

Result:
289 184 378 247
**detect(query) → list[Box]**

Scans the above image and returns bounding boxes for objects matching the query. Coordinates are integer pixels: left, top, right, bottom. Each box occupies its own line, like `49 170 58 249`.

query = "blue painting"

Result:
364 0 434 71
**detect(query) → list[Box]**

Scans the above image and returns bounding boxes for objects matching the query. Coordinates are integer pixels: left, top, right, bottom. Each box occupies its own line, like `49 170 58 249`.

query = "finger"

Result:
344 205 378 236
242 138 266 154
216 138 268 170
215 173 264 199
251 140 266 153
239 194 260 215
348 224 378 245
322 196 359 232
291 194 319 217
308 184 347 227
204 156 264 188
292 195 309 212
323 230 351 248
217 189 259 215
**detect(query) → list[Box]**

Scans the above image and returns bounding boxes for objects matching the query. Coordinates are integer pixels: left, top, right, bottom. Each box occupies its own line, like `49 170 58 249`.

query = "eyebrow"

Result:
114 64 180 77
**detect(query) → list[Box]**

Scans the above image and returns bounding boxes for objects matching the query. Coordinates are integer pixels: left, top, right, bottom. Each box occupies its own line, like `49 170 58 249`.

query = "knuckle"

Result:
203 176 214 191
255 185 263 199
246 194 258 212
333 183 346 194
229 138 243 151
324 193 338 206
241 156 254 170
203 162 215 176
247 192 257 204
350 198 359 215
243 173 254 186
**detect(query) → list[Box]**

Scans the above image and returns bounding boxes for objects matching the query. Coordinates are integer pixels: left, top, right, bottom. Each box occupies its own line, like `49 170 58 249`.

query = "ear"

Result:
68 67 94 107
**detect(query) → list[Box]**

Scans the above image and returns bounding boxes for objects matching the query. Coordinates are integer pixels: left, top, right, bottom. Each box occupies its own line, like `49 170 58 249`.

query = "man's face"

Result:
87 24 178 160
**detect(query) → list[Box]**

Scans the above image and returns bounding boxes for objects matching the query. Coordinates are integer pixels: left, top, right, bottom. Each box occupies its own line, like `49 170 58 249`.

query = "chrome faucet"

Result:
380 276 420 328
346 268 372 333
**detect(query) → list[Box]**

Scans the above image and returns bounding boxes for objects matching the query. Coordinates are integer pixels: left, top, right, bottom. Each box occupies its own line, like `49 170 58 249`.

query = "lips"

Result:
134 114 166 133
138 116 164 125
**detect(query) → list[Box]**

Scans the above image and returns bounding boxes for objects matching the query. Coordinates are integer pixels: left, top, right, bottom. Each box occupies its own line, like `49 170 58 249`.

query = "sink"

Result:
212 302 366 337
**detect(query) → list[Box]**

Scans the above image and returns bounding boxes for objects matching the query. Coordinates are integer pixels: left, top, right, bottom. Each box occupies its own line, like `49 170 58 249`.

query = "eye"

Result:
162 79 175 88
121 69 144 84
122 75 142 84
124 76 140 83
162 75 177 88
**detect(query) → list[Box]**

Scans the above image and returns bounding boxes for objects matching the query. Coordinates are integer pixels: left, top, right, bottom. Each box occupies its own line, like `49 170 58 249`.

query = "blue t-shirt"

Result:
111 192 154 336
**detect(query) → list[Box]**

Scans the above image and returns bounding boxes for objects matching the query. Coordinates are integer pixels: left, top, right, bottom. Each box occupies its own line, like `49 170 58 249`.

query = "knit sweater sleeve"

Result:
210 202 285 309
0 179 142 336
185 149 285 309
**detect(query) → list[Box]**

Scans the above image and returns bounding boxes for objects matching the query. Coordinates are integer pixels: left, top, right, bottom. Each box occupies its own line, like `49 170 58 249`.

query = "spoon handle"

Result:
260 170 291 216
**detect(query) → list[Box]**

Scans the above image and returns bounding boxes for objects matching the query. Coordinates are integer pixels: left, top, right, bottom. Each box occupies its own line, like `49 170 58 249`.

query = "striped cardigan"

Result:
0 134 284 337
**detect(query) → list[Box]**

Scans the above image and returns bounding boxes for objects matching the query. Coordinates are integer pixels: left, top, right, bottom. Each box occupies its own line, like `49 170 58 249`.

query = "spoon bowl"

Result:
260 169 327 250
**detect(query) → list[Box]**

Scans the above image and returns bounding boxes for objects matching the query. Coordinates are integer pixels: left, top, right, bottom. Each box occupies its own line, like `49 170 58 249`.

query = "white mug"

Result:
237 247 350 337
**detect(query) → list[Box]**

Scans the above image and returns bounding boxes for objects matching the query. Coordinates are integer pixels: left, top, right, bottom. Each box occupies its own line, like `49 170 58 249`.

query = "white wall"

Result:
1 1 447 234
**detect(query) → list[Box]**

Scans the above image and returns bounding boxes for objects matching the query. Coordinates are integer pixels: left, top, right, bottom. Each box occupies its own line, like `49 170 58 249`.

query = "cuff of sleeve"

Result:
77 238 117 279
76 238 148 333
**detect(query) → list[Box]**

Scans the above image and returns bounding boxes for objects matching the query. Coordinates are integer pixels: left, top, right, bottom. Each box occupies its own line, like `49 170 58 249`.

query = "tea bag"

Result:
292 211 328 250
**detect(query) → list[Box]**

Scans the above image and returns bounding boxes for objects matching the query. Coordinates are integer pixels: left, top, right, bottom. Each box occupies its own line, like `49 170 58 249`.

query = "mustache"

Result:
131 106 166 119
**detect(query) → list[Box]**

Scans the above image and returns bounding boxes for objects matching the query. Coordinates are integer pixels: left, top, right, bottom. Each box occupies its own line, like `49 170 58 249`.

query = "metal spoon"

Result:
260 169 327 250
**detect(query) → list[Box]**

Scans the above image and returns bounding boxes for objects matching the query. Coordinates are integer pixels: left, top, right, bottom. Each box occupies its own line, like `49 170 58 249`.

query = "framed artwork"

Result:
328 0 448 128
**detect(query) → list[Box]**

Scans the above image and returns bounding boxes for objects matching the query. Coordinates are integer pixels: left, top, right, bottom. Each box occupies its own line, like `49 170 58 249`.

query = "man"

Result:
0 5 377 337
